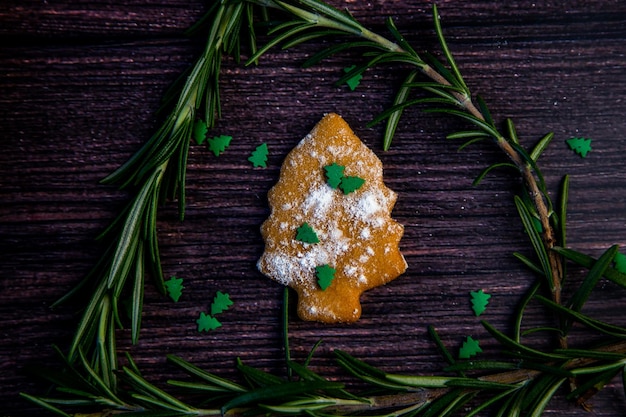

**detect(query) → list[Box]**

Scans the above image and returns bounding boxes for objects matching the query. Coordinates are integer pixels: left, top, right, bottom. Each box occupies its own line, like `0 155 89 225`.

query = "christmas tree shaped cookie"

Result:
257 113 407 323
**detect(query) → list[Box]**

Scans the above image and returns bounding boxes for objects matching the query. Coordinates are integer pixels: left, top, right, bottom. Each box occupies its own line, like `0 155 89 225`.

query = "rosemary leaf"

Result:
237 358 285 387
247 22 316 63
514 195 554 291
557 175 570 254
566 365 622 401
529 132 555 162
556 349 626 362
167 379 232 393
114 410 196 417
445 130 491 140
334 350 410 390
385 16 418 56
421 389 472 417
513 280 542 343
495 383 526 417
130 393 191 413
96 294 115 391
465 387 521 417
334 51 423 86
167 355 247 393
221 380 344 414
420 85 463 104
370 97 456 129
333 349 387 379
444 361 519 373
282 288 293 381
125 352 142 376
68 278 108 361
245 3 259 63
123 366 193 412
18 394 72 417
526 376 566 417
280 29 346 49
131 242 145 345
535 295 626 339
106 168 163 289
382 69 417 151
476 95 495 127
519 361 573 379
26 395 93 407
513 253 544 277
260 400 336 414
567 244 619 313
554 246 626 289
445 378 517 391
385 374 453 389
304 339 322 366
521 327 564 337
289 0 363 32
77 349 124 406
506 118 520 145
482 320 567 361
424 107 501 138
185 2 221 36
457 136 490 152
288 361 365 402
472 162 518 186
301 41 383 68
427 325 458 368
432 4 469 95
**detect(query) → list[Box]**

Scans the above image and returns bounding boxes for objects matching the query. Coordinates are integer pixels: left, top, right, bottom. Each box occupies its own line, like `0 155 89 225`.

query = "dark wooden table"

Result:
2 1 626 415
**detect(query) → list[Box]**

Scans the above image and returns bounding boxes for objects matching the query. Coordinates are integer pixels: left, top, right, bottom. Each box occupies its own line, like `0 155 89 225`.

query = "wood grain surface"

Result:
1 1 626 415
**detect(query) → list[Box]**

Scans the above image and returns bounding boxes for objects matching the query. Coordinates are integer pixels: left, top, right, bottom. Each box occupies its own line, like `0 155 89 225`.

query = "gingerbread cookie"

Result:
257 113 407 323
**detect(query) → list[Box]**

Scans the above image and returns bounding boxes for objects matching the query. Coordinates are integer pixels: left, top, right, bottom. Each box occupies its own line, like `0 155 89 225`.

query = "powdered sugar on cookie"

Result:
257 113 407 323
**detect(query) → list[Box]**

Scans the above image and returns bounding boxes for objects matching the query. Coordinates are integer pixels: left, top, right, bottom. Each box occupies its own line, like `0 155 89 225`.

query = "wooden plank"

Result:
1 1 625 415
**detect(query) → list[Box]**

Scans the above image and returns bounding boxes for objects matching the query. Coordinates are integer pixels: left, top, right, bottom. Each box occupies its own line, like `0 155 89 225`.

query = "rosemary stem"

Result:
97 294 114 390
424 57 567 354
359 26 405 53
423 57 565 334
325 341 626 415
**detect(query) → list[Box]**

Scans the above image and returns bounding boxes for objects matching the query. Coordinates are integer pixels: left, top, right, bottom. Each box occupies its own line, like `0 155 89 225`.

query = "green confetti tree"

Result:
210 291 233 316
470 289 491 316
324 163 345 189
339 176 366 194
196 312 222 332
343 65 363 91
459 336 482 359
248 143 268 167
296 223 320 244
207 135 232 156
164 276 184 302
566 137 592 158
193 120 208 145
315 264 336 290
323 163 365 194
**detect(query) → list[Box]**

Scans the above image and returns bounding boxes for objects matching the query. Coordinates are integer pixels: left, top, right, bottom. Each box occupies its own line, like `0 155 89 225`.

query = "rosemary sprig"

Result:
22 336 626 416
52 0 252 385
23 1 626 416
